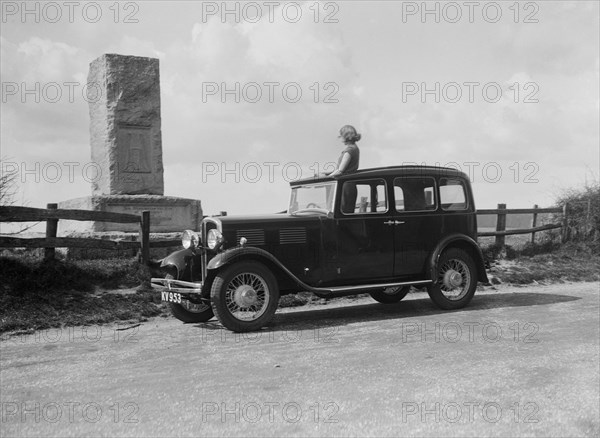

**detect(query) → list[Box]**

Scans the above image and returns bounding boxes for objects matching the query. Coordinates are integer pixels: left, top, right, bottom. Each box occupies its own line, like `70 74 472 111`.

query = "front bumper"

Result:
150 278 203 294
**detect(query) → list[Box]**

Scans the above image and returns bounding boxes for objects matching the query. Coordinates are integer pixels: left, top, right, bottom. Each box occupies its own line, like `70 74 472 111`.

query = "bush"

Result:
554 182 600 252
482 243 518 262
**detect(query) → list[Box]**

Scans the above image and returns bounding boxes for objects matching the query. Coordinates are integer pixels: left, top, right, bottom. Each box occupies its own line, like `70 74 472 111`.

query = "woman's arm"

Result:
328 152 350 177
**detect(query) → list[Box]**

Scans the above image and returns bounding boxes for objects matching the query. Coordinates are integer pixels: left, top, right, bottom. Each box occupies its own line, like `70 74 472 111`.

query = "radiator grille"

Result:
236 229 265 246
279 228 307 244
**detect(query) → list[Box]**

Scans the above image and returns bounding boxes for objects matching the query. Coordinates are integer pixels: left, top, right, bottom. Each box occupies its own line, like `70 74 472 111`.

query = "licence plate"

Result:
161 291 182 304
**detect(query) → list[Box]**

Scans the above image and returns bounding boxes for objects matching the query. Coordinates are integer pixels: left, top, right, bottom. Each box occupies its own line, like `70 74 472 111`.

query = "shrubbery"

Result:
554 182 599 253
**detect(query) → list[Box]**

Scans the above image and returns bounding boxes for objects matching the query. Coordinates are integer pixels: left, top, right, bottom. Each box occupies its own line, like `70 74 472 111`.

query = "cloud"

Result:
159 3 360 169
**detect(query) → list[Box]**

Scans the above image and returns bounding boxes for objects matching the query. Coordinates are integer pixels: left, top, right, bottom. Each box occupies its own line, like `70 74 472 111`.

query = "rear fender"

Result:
428 234 489 283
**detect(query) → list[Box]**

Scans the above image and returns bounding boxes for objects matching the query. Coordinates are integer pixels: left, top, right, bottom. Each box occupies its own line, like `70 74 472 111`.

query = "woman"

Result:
326 125 361 213
327 125 361 177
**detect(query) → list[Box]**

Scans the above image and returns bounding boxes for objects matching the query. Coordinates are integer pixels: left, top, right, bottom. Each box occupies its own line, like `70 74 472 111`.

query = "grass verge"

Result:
0 255 168 334
484 241 600 284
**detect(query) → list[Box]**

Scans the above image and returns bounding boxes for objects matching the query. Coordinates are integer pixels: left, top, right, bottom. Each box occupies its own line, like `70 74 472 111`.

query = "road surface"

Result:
1 283 599 437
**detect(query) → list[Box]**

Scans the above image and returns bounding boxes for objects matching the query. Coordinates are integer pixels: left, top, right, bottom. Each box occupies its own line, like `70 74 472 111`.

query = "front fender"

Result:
207 246 283 271
207 246 307 290
160 248 194 278
428 234 489 283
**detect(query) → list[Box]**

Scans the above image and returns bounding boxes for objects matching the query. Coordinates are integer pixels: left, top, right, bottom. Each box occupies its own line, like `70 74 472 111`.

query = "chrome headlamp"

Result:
206 229 224 251
181 230 200 249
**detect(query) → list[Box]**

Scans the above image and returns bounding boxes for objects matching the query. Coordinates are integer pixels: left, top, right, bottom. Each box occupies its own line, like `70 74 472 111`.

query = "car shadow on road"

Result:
195 291 581 333
271 292 581 332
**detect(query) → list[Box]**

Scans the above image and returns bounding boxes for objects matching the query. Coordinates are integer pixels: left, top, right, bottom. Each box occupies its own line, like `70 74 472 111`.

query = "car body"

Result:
151 165 488 332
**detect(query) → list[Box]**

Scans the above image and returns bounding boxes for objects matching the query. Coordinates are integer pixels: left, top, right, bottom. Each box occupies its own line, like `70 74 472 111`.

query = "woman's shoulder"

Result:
344 143 359 153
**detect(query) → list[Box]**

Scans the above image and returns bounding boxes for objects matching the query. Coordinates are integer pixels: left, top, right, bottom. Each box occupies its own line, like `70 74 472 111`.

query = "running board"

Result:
307 280 432 298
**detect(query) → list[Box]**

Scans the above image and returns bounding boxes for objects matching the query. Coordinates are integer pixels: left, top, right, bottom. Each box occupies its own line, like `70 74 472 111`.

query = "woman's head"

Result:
339 125 361 143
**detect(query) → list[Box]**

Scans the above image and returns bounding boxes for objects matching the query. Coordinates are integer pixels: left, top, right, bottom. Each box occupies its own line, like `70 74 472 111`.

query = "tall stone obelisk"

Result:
59 54 202 234
89 54 164 196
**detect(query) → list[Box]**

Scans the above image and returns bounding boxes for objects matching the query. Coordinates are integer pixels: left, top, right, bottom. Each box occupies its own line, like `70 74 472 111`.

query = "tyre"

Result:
210 261 280 332
370 286 410 304
427 248 477 310
166 274 214 323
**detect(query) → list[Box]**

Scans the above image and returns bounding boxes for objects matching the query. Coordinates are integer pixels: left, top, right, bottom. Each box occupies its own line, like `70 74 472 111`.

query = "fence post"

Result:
531 204 538 243
561 203 569 243
44 203 58 261
139 211 150 264
495 203 506 247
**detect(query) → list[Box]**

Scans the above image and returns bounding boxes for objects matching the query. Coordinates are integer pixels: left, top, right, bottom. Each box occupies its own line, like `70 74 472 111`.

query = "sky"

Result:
1 0 599 227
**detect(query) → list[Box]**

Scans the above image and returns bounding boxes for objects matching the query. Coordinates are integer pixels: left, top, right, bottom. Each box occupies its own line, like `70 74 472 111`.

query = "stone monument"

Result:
59 54 202 233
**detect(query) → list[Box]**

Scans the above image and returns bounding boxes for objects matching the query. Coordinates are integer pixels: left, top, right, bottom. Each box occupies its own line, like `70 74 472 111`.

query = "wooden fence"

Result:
0 202 568 261
0 204 180 264
476 203 566 246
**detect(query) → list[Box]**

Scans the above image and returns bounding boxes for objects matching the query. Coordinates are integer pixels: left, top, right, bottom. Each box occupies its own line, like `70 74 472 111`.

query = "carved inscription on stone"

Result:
118 125 152 174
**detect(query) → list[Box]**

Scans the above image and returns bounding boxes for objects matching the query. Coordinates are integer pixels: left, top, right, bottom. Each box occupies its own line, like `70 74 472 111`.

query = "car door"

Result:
392 176 442 277
333 178 395 283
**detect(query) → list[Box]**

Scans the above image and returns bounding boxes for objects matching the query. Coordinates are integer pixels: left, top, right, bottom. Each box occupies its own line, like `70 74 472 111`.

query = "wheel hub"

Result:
234 285 258 307
443 269 463 289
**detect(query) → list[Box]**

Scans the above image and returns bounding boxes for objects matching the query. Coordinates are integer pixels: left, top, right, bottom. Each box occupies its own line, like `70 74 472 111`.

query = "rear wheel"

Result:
427 248 477 310
370 286 410 304
210 262 280 332
166 274 214 323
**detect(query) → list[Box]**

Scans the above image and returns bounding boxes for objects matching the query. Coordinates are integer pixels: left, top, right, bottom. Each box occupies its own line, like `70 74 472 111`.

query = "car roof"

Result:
290 165 470 186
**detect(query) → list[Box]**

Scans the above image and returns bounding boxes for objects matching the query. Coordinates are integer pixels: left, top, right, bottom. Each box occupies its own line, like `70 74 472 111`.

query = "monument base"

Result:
58 195 202 233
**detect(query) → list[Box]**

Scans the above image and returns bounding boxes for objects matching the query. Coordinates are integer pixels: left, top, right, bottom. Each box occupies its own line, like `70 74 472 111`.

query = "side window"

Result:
341 179 388 214
440 178 468 210
394 177 436 212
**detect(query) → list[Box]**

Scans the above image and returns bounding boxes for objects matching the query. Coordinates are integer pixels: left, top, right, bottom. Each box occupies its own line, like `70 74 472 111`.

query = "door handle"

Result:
384 220 405 225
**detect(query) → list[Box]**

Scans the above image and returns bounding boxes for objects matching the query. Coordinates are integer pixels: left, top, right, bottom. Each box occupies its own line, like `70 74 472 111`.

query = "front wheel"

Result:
427 248 477 310
166 275 214 323
210 261 280 332
370 286 410 304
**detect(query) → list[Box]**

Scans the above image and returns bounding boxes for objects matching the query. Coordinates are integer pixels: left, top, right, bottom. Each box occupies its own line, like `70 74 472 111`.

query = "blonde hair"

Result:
339 125 361 143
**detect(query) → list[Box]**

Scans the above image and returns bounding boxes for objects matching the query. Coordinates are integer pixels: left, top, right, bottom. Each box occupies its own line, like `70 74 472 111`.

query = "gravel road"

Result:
1 282 599 437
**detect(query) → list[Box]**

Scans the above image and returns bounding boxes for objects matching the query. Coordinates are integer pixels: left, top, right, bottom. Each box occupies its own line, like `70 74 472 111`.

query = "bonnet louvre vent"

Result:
279 228 307 244
236 229 265 246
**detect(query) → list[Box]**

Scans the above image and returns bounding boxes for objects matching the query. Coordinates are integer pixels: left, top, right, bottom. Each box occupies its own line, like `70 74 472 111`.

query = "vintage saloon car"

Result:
151 166 488 332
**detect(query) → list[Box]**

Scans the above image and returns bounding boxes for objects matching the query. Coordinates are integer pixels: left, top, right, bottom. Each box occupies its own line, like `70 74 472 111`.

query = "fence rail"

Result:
476 203 566 246
0 206 140 223
1 202 569 260
0 204 181 263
